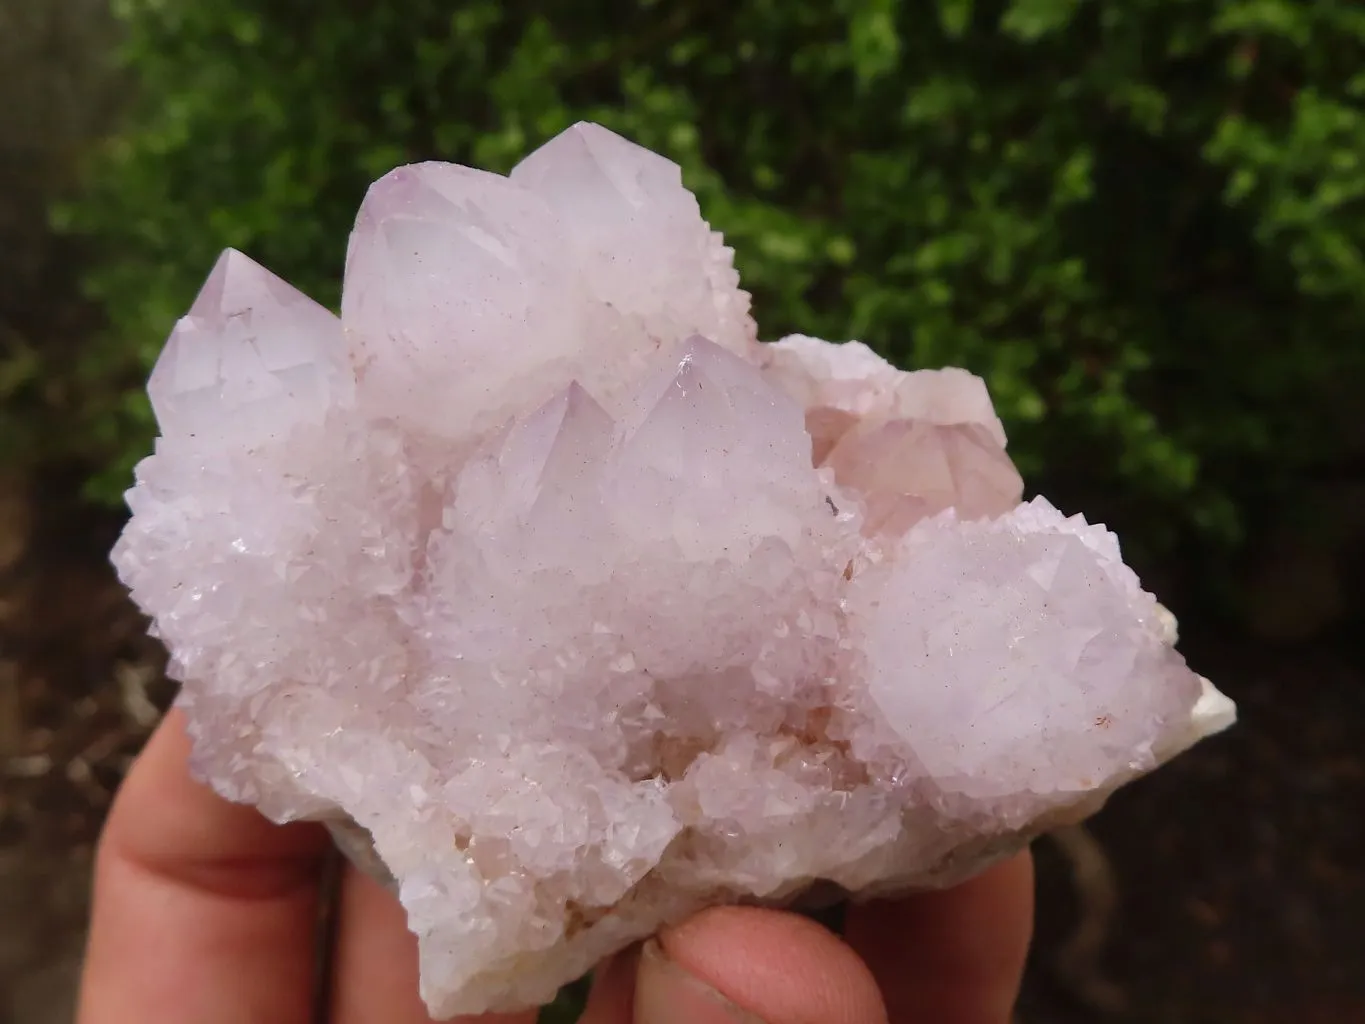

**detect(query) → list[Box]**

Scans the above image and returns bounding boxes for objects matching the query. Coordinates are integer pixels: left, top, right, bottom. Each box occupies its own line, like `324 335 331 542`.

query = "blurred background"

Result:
1 2 1362 1022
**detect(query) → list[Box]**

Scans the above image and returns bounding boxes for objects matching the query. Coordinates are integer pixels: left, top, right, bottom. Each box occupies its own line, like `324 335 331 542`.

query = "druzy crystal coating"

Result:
113 122 1235 1018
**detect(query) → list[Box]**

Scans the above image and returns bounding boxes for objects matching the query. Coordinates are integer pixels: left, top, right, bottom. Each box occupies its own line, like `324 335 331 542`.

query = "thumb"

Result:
632 906 888 1024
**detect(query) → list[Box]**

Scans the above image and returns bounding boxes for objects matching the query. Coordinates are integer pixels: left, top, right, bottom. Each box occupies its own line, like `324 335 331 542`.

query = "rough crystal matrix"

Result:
113 122 1236 1017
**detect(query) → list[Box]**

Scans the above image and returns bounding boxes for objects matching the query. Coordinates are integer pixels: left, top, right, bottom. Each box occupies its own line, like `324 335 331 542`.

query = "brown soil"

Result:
0 477 170 1024
1021 631 1365 1024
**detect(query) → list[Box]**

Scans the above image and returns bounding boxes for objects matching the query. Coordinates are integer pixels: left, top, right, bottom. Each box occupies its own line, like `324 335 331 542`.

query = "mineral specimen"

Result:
113 122 1236 1018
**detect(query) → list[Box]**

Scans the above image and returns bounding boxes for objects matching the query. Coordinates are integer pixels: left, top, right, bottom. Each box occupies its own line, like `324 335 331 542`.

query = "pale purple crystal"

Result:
148 248 353 445
113 122 1234 1018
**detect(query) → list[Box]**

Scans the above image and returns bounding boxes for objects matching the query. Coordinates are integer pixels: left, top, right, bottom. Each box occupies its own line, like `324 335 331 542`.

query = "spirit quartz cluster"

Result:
114 122 1236 1017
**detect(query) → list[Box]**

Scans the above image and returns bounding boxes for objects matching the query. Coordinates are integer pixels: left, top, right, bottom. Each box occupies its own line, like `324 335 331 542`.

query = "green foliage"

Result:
0 0 123 476
538 975 592 1023
56 0 1365 561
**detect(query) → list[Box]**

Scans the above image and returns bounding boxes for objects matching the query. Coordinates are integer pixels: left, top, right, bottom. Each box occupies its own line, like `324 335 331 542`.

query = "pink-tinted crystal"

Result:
510 123 757 358
148 248 353 444
113 122 1234 1018
823 417 1024 534
763 336 1020 534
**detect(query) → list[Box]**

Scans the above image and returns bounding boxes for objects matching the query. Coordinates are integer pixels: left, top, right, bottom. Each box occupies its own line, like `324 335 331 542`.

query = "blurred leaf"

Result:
938 0 975 38
1000 0 1083 41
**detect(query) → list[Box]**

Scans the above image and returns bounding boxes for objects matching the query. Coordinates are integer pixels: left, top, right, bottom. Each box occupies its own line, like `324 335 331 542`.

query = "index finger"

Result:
77 710 330 1024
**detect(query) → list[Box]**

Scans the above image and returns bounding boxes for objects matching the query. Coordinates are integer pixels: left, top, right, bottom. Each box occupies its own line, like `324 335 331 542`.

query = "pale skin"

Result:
78 711 1035 1024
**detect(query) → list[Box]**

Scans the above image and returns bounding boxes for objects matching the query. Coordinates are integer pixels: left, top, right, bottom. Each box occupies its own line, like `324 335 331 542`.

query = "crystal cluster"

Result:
113 122 1235 1018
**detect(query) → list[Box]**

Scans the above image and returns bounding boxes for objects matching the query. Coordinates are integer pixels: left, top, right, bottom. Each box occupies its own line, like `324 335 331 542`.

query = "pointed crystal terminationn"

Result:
500 382 616 499
512 121 688 217
764 338 1011 465
824 418 1024 534
617 335 812 487
147 248 354 445
762 335 1022 532
603 336 822 560
454 381 616 528
341 162 588 440
511 123 756 356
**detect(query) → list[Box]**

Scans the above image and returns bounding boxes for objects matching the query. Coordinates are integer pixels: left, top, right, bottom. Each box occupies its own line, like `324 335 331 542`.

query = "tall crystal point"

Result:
148 248 353 444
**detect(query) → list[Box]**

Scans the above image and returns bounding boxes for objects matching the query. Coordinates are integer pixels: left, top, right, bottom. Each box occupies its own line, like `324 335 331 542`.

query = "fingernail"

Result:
634 938 768 1024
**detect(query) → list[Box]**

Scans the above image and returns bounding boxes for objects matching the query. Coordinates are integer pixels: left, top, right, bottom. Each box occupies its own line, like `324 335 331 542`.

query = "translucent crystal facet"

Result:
823 417 1024 534
846 499 1200 810
148 248 353 445
114 122 1234 1019
511 122 756 358
341 162 587 439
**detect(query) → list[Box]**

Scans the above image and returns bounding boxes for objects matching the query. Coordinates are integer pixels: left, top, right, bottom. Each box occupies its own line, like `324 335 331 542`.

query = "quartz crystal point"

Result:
113 122 1236 1018
148 248 354 445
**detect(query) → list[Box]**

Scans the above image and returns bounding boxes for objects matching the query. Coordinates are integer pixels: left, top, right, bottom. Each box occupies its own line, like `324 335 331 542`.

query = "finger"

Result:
626 905 889 1024
577 946 639 1024
844 850 1035 1024
77 710 330 1024
330 862 537 1024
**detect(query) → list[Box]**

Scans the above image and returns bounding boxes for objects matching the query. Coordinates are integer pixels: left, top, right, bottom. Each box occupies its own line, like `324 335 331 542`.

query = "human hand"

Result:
77 711 1033 1024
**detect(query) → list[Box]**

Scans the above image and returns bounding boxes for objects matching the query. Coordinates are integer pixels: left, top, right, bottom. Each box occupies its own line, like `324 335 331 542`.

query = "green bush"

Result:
59 0 1365 567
